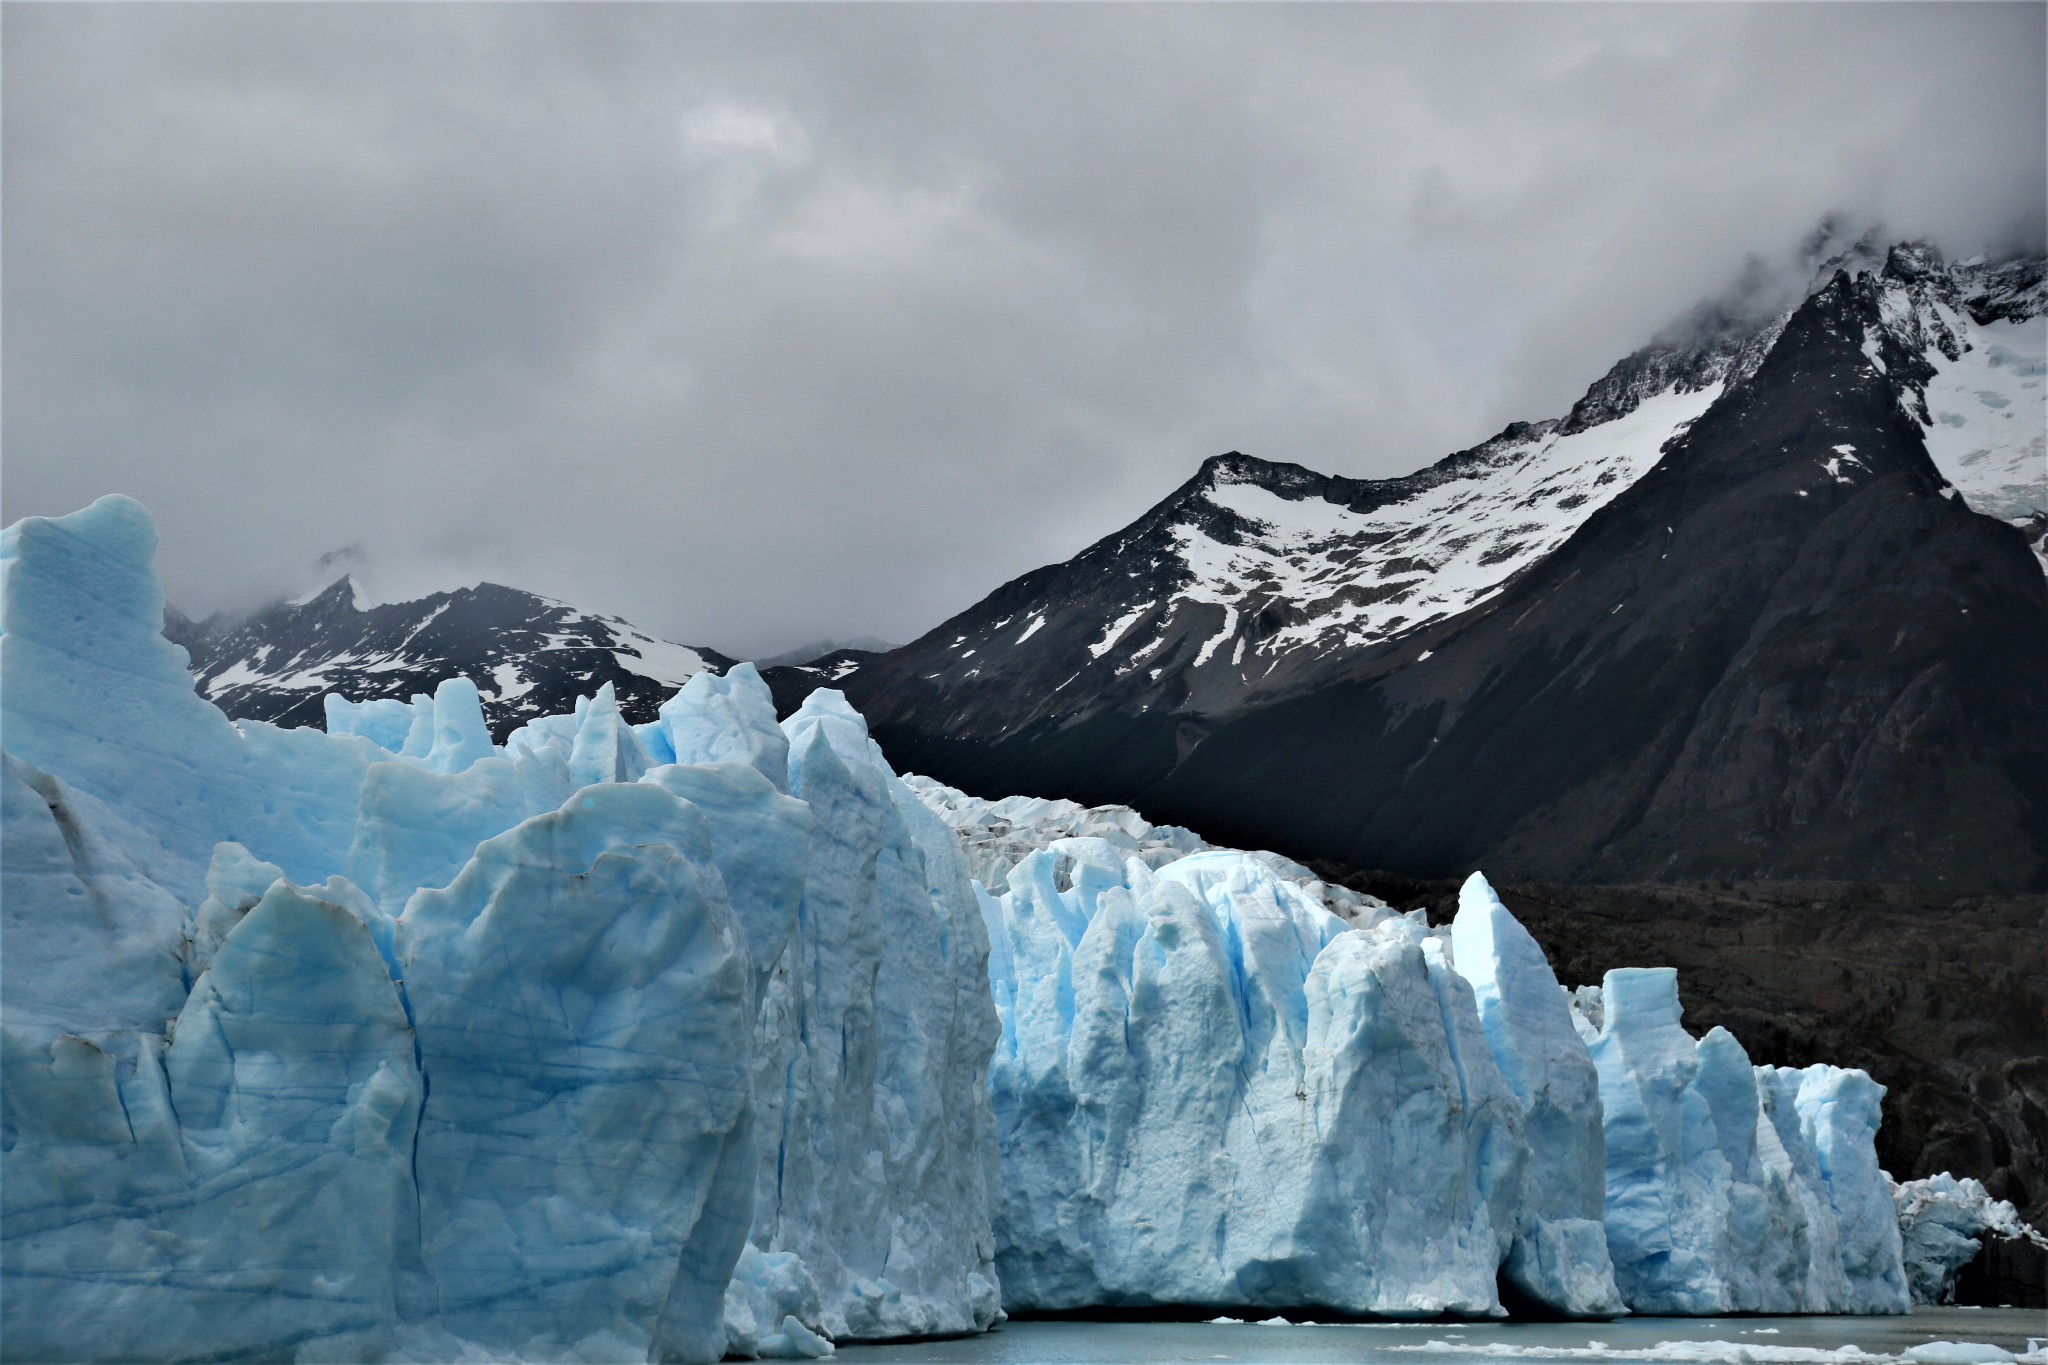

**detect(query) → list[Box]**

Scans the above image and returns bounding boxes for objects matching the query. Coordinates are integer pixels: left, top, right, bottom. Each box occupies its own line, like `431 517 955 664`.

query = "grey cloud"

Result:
4 3 2041 657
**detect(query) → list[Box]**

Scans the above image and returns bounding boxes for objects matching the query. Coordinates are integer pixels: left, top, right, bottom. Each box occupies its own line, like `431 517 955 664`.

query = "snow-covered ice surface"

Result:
818 1309 2048 1364
901 775 1386 923
0 496 999 1363
1915 311 2045 527
1860 247 2047 568
1872 264 2046 531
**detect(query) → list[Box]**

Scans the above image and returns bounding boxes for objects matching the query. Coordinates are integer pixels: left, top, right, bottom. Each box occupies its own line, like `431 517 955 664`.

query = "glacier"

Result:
928 780 1919 1320
0 494 2009 1361
1571 970 1910 1315
1 496 999 1362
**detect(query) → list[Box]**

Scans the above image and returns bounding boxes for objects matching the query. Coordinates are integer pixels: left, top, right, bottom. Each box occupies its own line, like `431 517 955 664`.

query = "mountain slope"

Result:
836 387 1724 741
169 578 734 740
1141 269 2046 888
832 244 2046 890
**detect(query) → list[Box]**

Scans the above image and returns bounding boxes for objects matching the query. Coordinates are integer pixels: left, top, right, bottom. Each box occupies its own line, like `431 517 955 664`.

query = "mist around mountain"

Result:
753 637 899 668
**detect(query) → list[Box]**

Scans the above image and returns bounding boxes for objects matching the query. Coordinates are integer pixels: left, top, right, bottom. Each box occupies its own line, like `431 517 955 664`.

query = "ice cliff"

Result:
927 779 1915 1319
0 497 1969 1361
1571 970 1911 1315
1 496 999 1363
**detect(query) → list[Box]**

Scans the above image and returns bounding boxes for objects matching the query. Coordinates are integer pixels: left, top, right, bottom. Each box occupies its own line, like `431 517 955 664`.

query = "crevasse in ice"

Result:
0 496 999 1363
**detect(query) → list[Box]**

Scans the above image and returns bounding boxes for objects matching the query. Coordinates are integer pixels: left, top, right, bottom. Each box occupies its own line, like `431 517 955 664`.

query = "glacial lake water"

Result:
835 1307 2048 1364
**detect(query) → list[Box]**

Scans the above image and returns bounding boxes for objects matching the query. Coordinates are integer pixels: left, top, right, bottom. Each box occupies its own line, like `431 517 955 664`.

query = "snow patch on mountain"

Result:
1172 385 1722 663
1913 316 2045 525
1860 247 2046 562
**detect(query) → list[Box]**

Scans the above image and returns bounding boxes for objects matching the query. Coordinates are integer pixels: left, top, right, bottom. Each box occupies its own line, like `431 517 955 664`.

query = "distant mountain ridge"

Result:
168 577 734 741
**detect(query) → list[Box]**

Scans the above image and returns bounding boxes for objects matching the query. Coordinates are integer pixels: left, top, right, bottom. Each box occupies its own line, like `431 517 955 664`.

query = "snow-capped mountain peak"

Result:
836 363 1726 736
170 578 734 739
285 572 377 612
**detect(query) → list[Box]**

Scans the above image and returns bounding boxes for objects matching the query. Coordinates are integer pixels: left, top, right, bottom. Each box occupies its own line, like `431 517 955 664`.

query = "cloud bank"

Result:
5 4 2041 655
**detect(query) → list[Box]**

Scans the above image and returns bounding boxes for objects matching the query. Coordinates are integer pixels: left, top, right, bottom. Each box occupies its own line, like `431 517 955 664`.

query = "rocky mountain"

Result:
168 577 734 741
823 241 2046 891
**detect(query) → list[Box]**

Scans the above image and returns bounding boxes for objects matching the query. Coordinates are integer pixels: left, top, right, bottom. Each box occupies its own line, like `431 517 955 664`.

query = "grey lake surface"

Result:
835 1308 2048 1364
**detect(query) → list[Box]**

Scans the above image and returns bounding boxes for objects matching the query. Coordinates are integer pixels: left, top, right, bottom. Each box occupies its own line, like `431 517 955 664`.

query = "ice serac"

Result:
0 494 382 893
662 662 792 790
733 690 1003 1343
1587 968 1909 1315
4 876 422 1363
1449 873 1624 1317
976 837 1521 1316
399 782 755 1356
1894 1173 2048 1305
1784 1063 1914 1313
0 497 1003 1363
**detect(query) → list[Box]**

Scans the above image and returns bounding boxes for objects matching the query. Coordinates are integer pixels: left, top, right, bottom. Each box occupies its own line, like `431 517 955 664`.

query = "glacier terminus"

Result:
0 494 2023 1362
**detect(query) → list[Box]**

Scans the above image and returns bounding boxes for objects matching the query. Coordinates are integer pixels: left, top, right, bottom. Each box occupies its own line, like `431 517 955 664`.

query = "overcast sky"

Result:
5 4 2043 657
